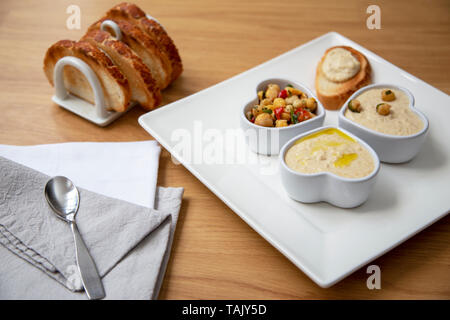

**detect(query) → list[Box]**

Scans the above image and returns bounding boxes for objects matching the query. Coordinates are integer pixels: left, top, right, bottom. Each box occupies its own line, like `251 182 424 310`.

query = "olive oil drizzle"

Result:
294 128 359 168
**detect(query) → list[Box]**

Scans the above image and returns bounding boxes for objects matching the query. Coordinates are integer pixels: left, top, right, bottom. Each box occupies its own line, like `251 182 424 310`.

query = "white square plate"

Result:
139 32 450 287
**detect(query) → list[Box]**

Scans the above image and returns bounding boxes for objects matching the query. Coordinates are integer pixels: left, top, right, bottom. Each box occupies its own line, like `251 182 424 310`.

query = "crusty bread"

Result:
315 46 371 110
88 18 170 90
82 29 161 110
104 2 183 83
43 40 131 112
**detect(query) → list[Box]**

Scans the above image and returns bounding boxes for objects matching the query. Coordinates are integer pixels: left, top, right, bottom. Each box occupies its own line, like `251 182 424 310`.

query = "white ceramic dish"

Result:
240 78 325 155
280 126 380 208
139 32 450 287
338 83 429 163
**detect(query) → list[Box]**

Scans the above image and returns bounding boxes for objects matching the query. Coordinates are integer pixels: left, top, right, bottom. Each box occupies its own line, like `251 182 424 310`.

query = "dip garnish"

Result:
348 99 361 113
295 129 358 166
376 103 391 116
334 153 358 168
382 89 396 101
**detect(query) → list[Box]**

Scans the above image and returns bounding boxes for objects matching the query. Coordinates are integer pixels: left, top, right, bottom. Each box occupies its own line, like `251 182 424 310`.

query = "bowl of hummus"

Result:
338 83 429 163
280 126 380 208
241 78 325 155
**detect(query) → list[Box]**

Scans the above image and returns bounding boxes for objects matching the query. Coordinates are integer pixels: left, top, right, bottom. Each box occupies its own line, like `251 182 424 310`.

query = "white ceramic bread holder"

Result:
100 19 122 41
52 56 130 127
52 20 131 127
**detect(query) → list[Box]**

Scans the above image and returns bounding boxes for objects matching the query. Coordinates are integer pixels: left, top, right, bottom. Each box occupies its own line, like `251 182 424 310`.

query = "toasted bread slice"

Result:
315 46 371 110
104 2 183 83
43 40 131 112
88 18 170 90
82 29 161 110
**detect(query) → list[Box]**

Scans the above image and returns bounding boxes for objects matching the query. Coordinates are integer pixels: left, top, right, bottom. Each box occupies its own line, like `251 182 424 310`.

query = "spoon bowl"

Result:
45 176 80 222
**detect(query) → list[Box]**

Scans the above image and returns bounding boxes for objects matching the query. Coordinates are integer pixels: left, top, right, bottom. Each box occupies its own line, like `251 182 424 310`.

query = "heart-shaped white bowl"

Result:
279 126 380 208
338 83 429 163
240 78 325 155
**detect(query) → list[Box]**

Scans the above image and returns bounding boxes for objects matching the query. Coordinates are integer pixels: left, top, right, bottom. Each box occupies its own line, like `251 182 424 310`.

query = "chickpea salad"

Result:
245 83 318 128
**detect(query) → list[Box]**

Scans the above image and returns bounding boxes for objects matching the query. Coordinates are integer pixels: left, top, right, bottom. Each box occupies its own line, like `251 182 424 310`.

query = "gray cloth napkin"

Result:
0 156 183 299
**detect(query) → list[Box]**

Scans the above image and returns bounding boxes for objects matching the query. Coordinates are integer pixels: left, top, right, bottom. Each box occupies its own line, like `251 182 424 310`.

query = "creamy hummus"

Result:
345 88 424 136
285 128 375 179
322 48 361 82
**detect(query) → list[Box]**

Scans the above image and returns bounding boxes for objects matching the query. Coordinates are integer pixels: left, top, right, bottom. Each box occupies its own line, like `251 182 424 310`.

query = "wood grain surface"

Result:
0 0 449 299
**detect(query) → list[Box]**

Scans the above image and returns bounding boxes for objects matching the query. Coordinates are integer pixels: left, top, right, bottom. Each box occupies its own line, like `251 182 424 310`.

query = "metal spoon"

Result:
44 176 105 300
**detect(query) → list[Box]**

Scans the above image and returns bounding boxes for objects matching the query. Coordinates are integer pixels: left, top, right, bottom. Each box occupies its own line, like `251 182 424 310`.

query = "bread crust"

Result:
43 39 131 112
315 46 371 110
82 29 162 110
88 17 171 90
105 2 183 83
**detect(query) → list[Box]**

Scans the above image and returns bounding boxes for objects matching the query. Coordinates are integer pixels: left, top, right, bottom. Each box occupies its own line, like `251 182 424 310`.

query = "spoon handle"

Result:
70 222 106 300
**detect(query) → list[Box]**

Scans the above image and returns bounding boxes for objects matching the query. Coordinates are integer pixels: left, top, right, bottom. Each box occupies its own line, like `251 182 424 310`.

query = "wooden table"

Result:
0 0 449 299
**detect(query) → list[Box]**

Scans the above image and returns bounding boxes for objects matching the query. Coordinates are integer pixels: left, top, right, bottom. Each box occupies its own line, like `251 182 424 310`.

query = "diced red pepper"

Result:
274 107 284 120
294 108 311 122
278 89 288 99
250 116 255 123
303 110 312 121
294 110 303 122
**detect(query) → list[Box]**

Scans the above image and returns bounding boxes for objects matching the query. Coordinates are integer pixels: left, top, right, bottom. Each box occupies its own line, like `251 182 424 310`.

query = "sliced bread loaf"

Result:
82 29 161 110
43 40 131 112
88 18 170 90
105 2 183 83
